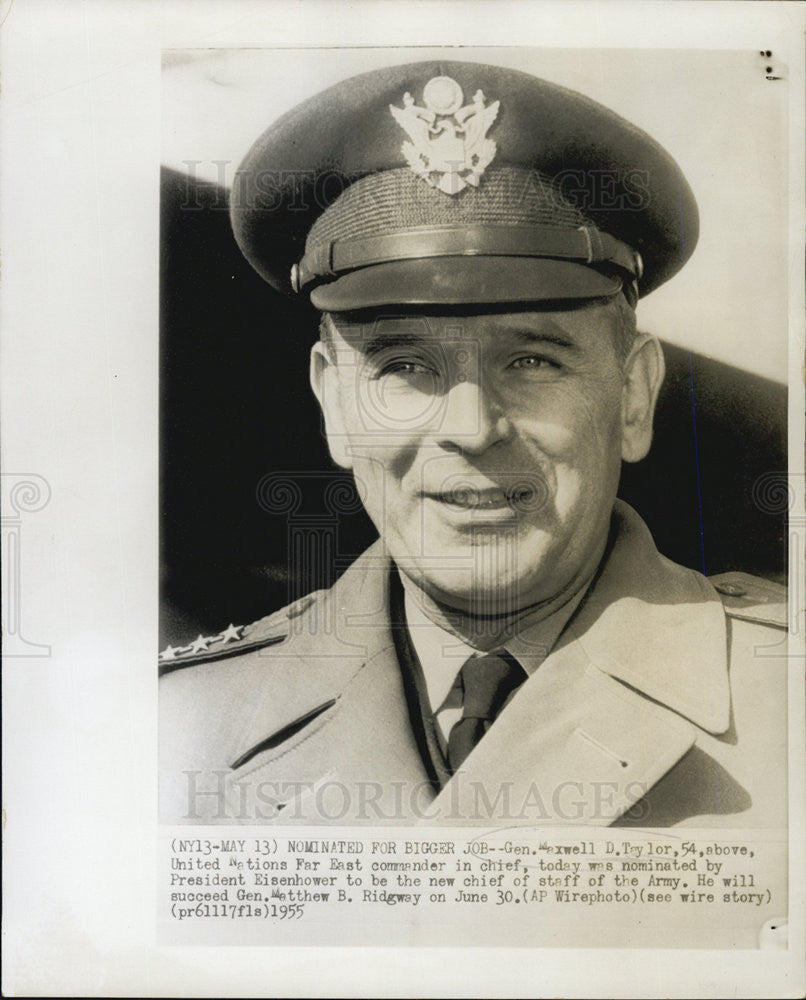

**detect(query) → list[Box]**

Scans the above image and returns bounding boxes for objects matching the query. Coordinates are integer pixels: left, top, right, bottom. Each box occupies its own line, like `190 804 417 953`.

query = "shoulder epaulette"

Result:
158 590 326 675
709 571 788 630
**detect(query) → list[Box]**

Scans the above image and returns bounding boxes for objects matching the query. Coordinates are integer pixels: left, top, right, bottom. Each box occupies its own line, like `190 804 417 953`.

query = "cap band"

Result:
292 223 642 293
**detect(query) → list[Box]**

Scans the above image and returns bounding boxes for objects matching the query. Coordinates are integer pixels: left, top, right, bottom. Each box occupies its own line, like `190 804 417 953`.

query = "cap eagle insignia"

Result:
389 76 500 195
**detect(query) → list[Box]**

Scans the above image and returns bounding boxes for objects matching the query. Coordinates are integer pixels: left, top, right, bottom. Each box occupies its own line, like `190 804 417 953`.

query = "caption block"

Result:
159 828 787 949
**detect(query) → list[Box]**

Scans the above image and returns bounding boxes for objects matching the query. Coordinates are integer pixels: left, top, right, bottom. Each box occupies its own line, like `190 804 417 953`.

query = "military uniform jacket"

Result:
160 503 789 828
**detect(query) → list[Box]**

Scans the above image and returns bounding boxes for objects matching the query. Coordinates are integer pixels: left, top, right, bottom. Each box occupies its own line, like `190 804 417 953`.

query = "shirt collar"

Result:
404 590 476 712
403 576 589 714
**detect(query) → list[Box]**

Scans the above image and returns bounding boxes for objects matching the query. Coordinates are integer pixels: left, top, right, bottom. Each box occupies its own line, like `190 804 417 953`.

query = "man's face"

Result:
312 303 655 613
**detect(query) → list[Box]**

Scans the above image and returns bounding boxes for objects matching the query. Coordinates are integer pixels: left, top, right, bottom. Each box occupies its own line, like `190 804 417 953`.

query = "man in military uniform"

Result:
160 61 788 827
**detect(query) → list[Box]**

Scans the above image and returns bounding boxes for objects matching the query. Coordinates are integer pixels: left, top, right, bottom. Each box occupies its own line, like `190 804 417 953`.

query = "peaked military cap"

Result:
230 60 698 310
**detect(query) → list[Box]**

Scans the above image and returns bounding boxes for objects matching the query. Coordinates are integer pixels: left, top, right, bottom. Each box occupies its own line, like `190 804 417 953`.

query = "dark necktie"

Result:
447 652 526 772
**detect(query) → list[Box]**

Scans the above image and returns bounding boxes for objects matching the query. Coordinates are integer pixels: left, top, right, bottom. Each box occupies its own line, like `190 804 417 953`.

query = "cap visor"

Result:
309 256 623 310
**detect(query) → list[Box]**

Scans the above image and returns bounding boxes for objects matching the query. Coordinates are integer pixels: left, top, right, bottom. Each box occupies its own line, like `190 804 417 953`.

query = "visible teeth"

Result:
443 490 514 508
432 480 543 512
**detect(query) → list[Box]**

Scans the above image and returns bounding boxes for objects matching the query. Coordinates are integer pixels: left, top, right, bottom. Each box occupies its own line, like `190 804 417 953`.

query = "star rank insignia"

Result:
158 623 244 663
188 634 211 654
218 623 243 643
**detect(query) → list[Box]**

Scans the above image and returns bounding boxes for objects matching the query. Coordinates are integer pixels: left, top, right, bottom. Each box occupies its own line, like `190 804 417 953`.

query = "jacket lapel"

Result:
570 502 731 734
226 543 432 811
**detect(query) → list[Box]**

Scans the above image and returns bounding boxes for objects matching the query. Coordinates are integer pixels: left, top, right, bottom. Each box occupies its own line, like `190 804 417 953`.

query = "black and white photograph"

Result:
3 1 805 996
160 47 790 834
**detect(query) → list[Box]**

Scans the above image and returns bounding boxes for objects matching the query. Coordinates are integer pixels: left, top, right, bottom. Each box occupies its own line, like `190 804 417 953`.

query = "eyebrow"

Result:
510 329 577 347
361 332 430 358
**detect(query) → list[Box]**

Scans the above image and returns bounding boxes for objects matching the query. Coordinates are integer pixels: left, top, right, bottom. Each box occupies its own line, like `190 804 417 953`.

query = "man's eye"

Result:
378 359 437 376
510 355 559 371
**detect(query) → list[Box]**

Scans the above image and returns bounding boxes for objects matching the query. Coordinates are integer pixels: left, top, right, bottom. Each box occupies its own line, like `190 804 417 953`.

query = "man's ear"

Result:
621 332 665 463
310 341 353 470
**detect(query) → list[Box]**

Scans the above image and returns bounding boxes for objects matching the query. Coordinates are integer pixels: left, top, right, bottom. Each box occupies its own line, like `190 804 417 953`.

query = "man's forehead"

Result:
326 303 616 345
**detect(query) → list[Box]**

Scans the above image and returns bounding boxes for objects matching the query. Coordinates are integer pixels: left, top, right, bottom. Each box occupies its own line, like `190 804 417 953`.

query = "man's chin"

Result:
399 565 557 617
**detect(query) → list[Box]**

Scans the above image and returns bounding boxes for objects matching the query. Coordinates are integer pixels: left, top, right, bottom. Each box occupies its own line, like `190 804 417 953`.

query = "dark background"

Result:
160 167 787 646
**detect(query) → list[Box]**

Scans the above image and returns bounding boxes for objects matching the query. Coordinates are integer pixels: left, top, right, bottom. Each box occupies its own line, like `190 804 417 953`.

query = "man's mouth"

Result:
427 482 543 513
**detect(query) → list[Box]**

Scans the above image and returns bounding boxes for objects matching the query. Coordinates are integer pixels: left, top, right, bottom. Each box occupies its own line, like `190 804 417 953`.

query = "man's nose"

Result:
434 378 511 454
